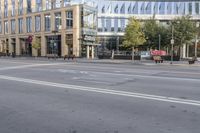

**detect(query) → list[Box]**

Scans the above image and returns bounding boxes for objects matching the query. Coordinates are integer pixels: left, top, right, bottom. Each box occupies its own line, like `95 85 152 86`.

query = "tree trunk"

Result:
132 46 135 61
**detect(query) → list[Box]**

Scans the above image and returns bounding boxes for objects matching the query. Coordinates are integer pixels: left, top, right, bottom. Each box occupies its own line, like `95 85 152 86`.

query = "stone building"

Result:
0 0 97 58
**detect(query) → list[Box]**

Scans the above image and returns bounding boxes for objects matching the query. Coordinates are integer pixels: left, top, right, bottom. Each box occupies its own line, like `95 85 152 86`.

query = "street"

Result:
0 58 200 133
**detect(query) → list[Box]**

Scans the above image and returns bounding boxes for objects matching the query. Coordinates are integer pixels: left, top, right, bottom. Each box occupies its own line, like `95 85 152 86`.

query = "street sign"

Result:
171 39 174 44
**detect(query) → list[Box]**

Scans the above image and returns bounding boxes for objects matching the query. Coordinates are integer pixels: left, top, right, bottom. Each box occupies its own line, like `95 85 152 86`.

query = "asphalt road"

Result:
0 58 200 133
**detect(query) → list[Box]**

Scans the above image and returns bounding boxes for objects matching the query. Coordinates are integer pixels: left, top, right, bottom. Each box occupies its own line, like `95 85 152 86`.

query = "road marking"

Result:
75 70 200 82
55 63 200 76
0 63 67 71
0 75 200 107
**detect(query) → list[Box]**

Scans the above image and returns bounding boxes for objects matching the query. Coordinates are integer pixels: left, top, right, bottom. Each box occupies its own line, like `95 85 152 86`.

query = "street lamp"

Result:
195 22 199 58
158 34 161 51
170 25 174 64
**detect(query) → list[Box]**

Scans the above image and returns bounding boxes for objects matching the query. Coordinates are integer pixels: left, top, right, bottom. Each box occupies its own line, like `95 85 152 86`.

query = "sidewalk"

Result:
1 56 200 67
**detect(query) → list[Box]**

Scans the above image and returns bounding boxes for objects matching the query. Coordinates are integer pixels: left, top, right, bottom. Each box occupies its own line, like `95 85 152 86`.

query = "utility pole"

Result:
159 34 161 51
170 25 174 64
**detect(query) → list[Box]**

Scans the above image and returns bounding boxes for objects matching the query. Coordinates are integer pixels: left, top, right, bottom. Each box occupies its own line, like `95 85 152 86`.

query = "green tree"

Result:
173 16 197 57
143 17 170 50
32 37 41 57
123 17 146 60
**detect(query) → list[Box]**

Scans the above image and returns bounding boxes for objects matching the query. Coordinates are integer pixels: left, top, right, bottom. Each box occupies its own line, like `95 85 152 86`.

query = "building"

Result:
96 0 200 58
0 0 97 58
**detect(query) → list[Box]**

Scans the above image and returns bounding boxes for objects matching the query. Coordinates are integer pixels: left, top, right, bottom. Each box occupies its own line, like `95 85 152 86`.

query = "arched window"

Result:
132 2 138 14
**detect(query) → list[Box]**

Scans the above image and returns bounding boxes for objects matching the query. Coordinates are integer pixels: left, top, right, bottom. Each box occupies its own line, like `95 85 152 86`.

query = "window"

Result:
66 11 73 29
27 0 32 13
55 13 62 30
167 2 172 14
120 3 125 14
174 2 178 14
46 0 51 10
18 18 23 33
146 2 151 14
128 3 132 14
102 6 105 13
140 2 145 14
188 3 193 14
11 0 15 16
35 16 41 32
195 3 199 15
26 17 32 33
4 21 8 34
11 20 16 34
45 14 51 31
120 19 125 32
132 2 138 14
64 0 70 7
154 2 159 14
81 8 96 29
55 0 61 8
114 18 118 32
105 18 111 32
97 18 102 32
114 4 118 13
159 2 165 14
36 0 42 12
4 0 8 18
18 0 23 15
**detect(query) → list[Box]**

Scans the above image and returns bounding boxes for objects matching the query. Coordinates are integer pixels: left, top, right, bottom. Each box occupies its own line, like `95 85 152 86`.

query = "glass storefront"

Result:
46 35 61 56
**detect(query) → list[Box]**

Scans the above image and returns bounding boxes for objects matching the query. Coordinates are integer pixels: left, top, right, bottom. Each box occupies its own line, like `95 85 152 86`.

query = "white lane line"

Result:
0 63 67 71
0 75 200 107
55 63 200 76
81 71 200 82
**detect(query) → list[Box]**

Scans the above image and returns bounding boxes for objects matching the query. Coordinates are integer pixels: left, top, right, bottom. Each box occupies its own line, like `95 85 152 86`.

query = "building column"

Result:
8 38 13 54
41 35 46 56
16 37 21 55
73 5 80 57
87 45 90 59
186 44 189 58
182 44 186 58
32 37 37 57
61 10 67 57
61 32 67 57
91 45 94 59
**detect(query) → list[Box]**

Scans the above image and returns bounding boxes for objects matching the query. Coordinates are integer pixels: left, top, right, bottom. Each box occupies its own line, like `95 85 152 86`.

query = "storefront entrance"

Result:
46 35 61 57
20 38 32 56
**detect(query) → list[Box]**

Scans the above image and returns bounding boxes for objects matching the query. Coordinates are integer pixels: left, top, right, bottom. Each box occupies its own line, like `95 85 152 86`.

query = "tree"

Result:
32 37 41 57
173 16 197 57
123 17 146 60
143 17 170 50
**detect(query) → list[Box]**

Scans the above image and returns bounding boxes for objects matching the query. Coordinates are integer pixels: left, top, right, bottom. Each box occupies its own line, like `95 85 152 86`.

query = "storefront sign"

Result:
151 50 167 56
83 35 95 42
27 35 33 43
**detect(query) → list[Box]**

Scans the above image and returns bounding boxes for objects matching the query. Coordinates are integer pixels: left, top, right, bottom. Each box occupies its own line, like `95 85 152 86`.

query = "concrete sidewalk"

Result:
1 56 200 67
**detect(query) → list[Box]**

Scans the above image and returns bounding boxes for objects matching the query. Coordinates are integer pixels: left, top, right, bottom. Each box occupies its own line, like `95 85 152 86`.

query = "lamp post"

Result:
195 22 199 58
158 34 161 51
170 25 174 64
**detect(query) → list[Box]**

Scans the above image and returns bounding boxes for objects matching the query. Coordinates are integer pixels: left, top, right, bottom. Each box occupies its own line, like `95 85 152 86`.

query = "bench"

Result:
153 56 163 63
188 57 197 64
46 54 58 59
